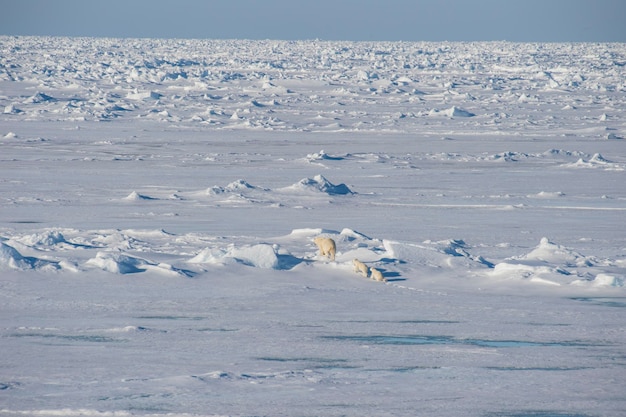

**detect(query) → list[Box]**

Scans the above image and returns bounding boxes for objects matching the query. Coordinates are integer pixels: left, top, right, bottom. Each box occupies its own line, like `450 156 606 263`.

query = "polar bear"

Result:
370 267 387 282
352 258 369 277
313 236 336 261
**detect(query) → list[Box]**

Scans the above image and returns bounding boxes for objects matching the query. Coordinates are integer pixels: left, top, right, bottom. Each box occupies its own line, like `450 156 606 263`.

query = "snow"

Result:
1 36 625 417
282 175 354 195
189 243 280 269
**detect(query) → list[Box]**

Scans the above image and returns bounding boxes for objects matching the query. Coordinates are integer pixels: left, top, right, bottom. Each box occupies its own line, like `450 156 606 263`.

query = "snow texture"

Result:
0 36 625 417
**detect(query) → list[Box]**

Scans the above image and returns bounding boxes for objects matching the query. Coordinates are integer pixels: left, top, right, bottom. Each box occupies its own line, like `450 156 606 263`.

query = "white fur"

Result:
370 267 387 282
352 258 369 277
313 236 336 261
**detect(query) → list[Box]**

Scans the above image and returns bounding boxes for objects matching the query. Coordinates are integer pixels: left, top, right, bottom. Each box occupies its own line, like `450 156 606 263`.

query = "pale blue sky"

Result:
1 0 624 42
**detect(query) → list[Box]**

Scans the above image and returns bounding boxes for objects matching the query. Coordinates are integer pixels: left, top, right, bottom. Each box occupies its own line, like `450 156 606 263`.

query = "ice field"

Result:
1 36 625 416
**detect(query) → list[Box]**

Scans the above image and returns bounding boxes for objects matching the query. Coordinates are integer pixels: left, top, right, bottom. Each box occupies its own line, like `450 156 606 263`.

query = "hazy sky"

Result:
1 0 624 42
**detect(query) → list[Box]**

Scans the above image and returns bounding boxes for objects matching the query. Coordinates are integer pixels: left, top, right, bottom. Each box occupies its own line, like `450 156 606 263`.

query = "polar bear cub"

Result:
370 267 387 282
352 258 369 277
314 236 336 261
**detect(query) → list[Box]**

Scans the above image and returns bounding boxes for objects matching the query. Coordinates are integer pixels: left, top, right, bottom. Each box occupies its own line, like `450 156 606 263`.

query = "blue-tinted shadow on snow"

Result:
276 253 309 270
321 335 598 348
9 332 123 344
570 297 626 308
256 357 356 370
484 411 596 417
0 242 60 270
484 366 591 372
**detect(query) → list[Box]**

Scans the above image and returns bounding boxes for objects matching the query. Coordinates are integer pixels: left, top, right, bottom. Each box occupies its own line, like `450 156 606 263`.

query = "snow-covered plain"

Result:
1 36 625 416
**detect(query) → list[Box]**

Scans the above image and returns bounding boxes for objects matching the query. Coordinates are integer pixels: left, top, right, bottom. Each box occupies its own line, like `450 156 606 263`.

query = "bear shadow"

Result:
375 268 405 282
379 257 407 265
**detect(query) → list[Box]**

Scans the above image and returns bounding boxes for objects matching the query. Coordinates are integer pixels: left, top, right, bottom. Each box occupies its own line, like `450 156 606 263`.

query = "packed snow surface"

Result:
1 37 625 417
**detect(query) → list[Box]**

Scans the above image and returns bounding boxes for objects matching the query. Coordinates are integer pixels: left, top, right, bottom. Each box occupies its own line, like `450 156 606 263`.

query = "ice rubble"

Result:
429 106 475 118
207 179 264 195
1 228 622 288
305 149 346 161
562 153 625 170
189 244 280 269
85 251 190 276
123 191 158 201
2 37 623 138
491 238 623 287
0 241 59 271
179 176 355 207
281 175 353 195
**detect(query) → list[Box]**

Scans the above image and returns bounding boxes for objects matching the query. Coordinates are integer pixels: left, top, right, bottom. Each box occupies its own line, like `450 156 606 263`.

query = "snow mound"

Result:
382 239 491 270
126 90 162 100
340 228 373 241
593 274 625 287
15 230 68 247
24 92 56 103
289 228 370 240
86 251 191 276
519 237 593 267
3 104 21 114
306 150 345 161
529 191 565 199
0 242 58 271
491 262 567 286
445 106 475 117
490 238 598 286
123 191 157 201
431 239 494 267
250 99 278 107
189 243 280 269
430 106 475 118
489 151 530 162
283 175 353 195
208 179 260 195
0 242 32 269
578 273 624 287
86 251 147 274
590 153 611 163
286 228 343 239
562 153 624 170
542 149 587 158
